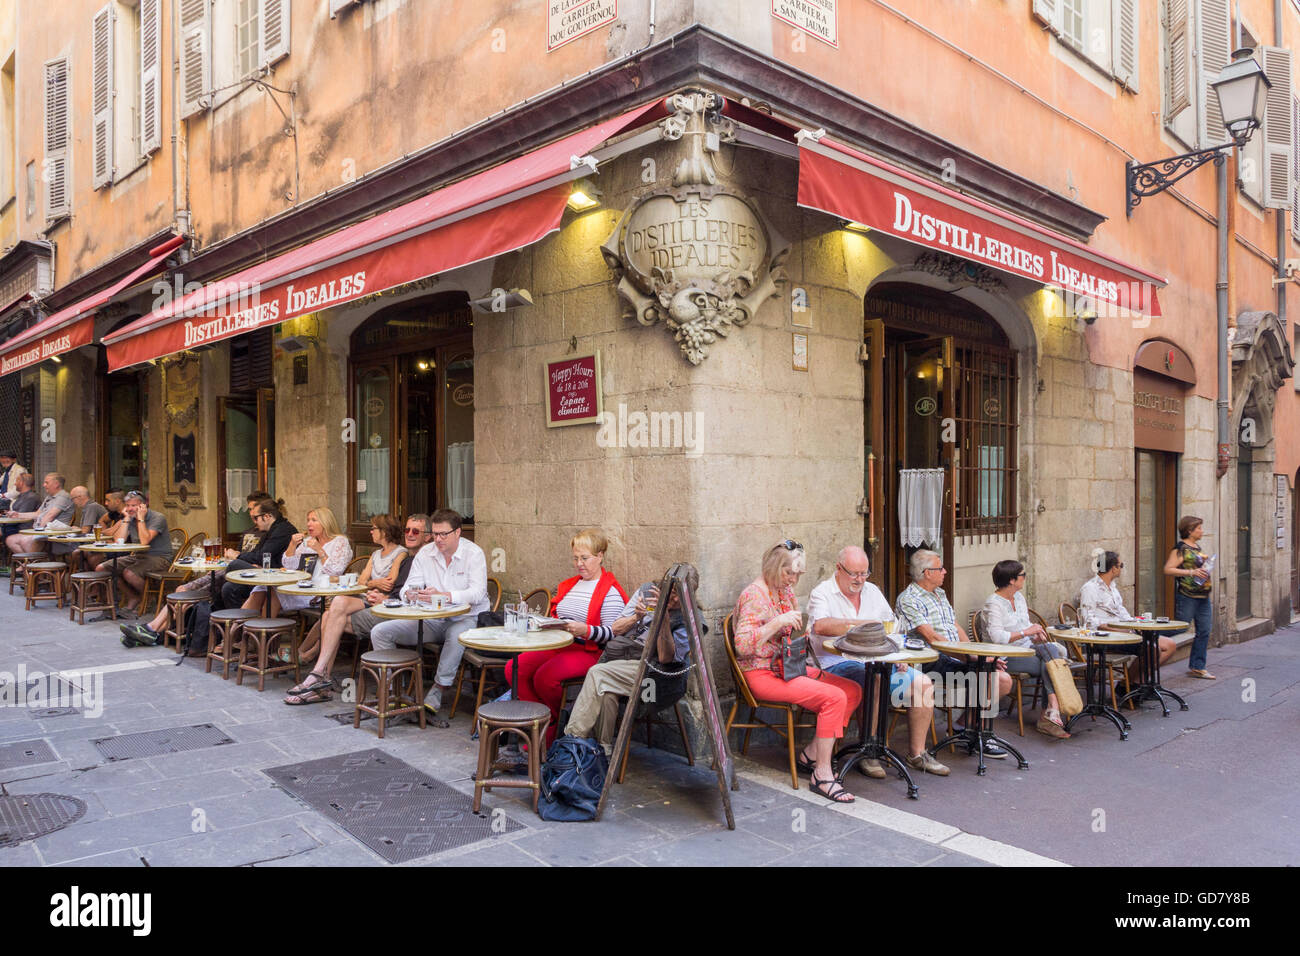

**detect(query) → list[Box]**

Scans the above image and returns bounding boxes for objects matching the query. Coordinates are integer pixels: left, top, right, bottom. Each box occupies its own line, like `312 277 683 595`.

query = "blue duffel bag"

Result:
537 736 608 822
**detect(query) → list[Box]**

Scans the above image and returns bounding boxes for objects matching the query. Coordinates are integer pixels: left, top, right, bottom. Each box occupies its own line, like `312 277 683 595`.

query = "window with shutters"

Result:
93 2 161 189
200 0 291 111
43 57 70 224
1235 24 1267 206
1033 0 1139 90
1 54 14 210
1162 0 1197 147
236 0 258 79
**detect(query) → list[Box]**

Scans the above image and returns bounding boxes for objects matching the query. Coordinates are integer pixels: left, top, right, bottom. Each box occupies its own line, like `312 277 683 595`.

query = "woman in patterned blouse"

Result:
733 541 862 803
1164 515 1215 679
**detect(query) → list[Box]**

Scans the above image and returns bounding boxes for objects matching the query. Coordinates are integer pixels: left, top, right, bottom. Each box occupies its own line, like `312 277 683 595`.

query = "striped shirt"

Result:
556 576 625 646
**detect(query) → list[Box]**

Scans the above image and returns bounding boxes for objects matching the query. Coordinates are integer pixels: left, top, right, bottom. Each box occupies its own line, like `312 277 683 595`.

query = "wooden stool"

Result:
206 609 258 679
163 591 206 652
25 562 68 610
237 618 299 691
473 700 551 813
9 552 44 595
68 571 115 624
355 649 426 739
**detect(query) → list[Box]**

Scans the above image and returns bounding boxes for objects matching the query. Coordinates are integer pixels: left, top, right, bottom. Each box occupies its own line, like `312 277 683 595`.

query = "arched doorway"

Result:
864 282 1019 598
347 292 474 541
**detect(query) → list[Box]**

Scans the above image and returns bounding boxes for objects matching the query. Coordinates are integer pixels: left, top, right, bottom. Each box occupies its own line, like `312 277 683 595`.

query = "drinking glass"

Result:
883 619 897 636
263 554 271 571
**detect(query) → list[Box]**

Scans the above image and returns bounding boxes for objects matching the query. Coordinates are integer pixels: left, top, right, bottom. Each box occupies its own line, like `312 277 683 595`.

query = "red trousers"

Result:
505 644 602 744
742 666 862 738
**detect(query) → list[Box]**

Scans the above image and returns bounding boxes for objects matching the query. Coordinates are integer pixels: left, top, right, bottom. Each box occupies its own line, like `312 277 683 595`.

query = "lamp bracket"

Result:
1126 146 1230 217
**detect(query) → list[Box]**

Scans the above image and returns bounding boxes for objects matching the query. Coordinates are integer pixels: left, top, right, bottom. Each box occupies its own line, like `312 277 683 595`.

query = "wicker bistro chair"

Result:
486 577 502 612
139 532 203 617
8 552 45 595
722 614 815 790
1057 602 1137 709
523 587 551 615
968 607 1046 737
168 528 189 554
25 562 69 611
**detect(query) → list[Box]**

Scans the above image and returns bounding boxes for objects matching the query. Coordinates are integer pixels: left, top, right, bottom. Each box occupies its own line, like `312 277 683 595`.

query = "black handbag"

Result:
770 613 816 681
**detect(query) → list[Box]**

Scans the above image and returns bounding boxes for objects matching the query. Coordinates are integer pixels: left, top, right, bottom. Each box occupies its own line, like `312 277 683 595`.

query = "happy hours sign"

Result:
546 352 603 427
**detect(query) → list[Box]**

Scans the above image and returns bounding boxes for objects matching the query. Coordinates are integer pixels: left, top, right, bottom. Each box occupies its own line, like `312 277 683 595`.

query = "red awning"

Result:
797 135 1165 316
104 101 665 370
0 234 186 377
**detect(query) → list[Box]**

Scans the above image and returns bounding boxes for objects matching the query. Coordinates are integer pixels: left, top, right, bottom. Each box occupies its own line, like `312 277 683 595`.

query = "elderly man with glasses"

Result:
807 546 949 777
895 549 1012 759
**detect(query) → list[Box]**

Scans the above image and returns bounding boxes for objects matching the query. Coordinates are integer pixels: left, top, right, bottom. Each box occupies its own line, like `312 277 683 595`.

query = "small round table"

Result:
1106 619 1190 716
458 626 573 701
1048 627 1136 740
276 582 368 603
224 568 311 615
78 543 149 611
929 641 1034 775
826 640 938 799
177 558 230 600
371 602 473 657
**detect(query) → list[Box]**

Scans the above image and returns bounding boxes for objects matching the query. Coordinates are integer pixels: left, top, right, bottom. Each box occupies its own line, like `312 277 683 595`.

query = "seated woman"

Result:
982 560 1070 739
734 541 862 803
1079 549 1175 664
504 528 627 746
243 506 351 618
293 513 406 670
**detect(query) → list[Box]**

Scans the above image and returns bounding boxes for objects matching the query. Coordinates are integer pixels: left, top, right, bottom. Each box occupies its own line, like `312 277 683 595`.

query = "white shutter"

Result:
260 0 290 68
1264 47 1294 210
1165 0 1191 118
1197 0 1232 146
179 0 210 119
44 58 70 221
1033 0 1062 32
330 0 360 16
140 0 161 153
1112 0 1139 90
92 4 114 189
1292 95 1300 239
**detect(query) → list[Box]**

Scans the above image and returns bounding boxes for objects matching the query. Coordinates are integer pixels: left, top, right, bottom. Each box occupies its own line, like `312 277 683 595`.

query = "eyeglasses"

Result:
780 539 803 552
251 512 270 521
837 564 870 580
925 566 946 574
431 530 458 540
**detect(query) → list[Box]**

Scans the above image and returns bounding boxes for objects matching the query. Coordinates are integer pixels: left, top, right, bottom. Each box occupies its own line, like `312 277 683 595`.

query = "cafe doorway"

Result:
96 346 145 495
1134 450 1179 617
217 329 276 547
864 284 1018 599
348 293 474 544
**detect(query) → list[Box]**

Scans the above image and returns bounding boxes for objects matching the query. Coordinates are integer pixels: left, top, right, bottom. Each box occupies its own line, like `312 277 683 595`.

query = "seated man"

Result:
5 472 75 555
808 546 948 777
1079 550 1175 664
110 490 174 616
218 497 297 609
895 549 1012 758
0 449 28 508
368 509 489 717
562 567 697 756
84 489 126 570
50 486 108 570
1 472 41 556
283 513 432 704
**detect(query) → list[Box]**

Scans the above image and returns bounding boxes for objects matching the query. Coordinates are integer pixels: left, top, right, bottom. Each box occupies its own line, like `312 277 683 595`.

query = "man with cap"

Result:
107 490 173 616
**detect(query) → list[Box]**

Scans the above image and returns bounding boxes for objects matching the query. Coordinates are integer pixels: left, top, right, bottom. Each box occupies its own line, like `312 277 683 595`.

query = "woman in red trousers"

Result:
506 528 628 744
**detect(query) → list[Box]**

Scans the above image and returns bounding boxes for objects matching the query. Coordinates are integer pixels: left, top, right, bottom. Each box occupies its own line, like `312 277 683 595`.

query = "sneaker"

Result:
969 739 1007 759
906 751 950 776
856 758 887 779
1036 714 1071 739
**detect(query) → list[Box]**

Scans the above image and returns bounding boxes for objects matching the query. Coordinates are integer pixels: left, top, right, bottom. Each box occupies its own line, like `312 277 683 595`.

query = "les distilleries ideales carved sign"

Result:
603 92 788 365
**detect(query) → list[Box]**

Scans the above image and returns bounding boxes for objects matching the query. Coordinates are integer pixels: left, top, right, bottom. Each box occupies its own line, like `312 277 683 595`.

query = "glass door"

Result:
98 371 144 493
218 391 276 546
1135 450 1178 617
1237 443 1252 620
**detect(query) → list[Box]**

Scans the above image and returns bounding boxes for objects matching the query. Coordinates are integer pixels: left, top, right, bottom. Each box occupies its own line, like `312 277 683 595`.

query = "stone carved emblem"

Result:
602 91 788 364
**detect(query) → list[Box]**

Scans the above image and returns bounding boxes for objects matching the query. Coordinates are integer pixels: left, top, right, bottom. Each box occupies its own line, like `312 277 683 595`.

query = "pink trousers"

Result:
743 666 862 738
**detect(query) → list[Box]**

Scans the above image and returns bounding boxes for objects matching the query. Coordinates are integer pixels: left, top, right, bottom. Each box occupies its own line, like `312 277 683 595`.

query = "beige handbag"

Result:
1046 657 1083 718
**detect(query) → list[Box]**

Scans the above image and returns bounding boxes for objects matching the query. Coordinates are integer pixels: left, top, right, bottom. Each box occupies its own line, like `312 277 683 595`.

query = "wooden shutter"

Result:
261 0 290 68
180 0 210 119
1292 96 1300 239
92 4 114 189
140 0 161 153
1165 0 1191 118
1032 0 1062 32
43 58 70 222
1197 0 1231 146
1112 0 1139 90
1263 47 1294 210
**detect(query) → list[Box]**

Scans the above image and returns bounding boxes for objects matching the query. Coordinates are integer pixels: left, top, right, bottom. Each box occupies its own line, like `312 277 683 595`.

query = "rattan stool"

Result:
237 617 299 691
163 591 206 652
8 552 44 595
205 608 258 679
355 648 426 738
25 561 68 610
472 699 551 813
68 570 115 624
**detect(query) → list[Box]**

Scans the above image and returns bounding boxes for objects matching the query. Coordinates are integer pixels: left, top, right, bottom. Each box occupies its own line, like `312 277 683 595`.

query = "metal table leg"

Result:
1065 644 1131 739
1116 629 1189 716
929 657 1028 774
834 662 920 799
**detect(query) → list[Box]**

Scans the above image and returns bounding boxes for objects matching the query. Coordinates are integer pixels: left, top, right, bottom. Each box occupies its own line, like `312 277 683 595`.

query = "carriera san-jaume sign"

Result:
603 92 788 365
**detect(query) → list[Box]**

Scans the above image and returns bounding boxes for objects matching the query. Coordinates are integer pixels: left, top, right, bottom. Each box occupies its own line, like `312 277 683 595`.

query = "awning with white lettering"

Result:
0 235 185 377
796 135 1165 316
103 101 665 371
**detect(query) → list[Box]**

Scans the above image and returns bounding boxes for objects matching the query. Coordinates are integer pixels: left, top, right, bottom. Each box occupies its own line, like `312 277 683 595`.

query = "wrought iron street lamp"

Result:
1126 48 1270 217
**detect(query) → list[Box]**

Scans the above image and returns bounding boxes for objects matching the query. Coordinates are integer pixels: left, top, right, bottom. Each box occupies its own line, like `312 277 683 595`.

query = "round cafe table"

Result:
825 639 938 799
1048 626 1136 740
78 543 149 613
224 567 310 614
929 641 1034 775
458 626 572 702
176 558 231 599
1105 619 1191 716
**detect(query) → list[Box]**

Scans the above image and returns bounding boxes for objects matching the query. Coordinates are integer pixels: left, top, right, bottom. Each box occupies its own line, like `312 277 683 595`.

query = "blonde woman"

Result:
243 506 352 618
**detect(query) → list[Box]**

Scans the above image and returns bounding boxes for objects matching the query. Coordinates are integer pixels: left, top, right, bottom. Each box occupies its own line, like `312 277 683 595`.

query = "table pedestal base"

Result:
1116 631 1188 716
927 661 1028 775
1065 644 1132 740
833 662 920 799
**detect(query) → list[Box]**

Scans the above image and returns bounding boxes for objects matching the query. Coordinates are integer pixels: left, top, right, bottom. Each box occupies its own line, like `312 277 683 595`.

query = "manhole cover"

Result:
265 748 524 863
0 739 58 770
0 793 87 847
92 723 234 762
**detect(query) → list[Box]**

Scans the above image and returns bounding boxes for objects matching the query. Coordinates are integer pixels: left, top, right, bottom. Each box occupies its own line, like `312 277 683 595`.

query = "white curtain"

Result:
225 469 257 512
898 468 944 548
446 441 475 518
357 448 390 517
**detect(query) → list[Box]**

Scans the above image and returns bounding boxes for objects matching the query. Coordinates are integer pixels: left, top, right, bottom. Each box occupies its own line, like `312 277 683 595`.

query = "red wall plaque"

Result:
545 352 603 427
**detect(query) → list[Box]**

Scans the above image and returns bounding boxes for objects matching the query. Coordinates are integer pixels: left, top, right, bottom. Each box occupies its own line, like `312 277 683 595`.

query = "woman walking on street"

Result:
1164 515 1216 679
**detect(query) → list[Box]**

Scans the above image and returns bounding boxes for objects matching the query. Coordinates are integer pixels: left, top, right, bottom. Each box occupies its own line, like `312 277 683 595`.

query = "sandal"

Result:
795 748 816 775
809 772 855 804
284 685 333 705
288 671 332 696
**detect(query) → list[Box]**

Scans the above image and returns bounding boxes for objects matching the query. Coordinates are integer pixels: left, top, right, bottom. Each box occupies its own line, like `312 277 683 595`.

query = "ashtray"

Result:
383 599 402 608
239 571 257 578
1156 617 1170 623
903 636 925 650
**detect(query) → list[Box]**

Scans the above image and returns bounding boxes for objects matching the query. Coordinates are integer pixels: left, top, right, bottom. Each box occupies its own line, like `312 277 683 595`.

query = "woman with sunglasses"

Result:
733 540 862 803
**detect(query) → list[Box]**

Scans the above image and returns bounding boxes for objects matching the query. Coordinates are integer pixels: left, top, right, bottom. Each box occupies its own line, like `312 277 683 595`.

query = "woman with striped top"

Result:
505 528 628 744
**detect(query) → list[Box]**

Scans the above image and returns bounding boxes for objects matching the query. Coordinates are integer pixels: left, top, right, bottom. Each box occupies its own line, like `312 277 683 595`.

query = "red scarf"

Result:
551 569 628 625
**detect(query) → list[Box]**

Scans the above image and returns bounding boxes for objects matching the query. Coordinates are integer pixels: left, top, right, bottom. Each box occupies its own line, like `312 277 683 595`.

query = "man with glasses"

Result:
218 498 298 610
4 472 76 555
1079 549 1175 664
808 546 949 776
895 549 1012 758
369 509 489 720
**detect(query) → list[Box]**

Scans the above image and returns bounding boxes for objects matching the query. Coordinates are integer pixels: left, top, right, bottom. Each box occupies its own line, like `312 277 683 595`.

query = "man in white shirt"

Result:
369 509 489 718
807 546 948 777
1078 550 1174 664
